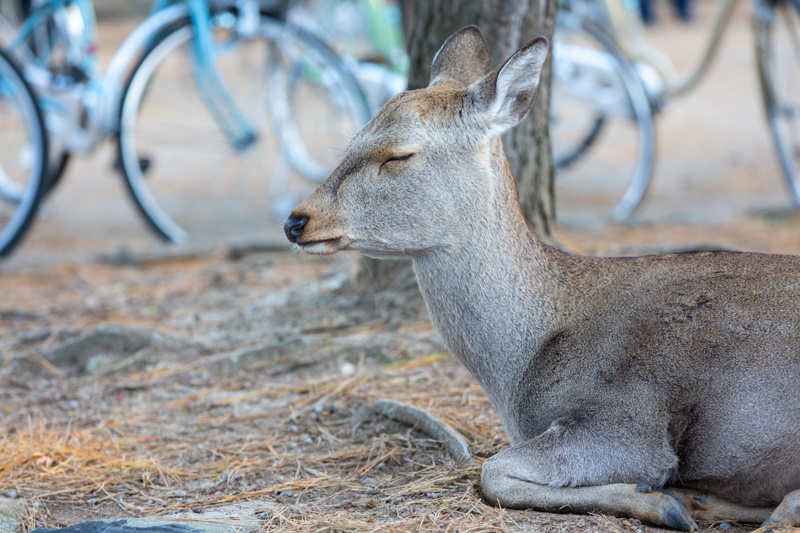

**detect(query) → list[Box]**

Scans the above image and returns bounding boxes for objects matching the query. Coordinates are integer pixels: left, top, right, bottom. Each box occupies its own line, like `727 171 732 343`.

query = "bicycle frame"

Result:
1 0 257 154
604 0 741 97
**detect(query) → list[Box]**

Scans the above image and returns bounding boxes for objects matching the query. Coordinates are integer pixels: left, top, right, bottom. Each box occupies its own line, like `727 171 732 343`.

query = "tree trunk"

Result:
403 0 558 242
358 0 558 290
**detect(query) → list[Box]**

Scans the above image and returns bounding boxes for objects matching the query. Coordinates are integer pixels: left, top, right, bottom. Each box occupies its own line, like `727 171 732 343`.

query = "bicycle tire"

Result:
551 12 657 222
266 23 372 183
554 114 606 169
0 48 48 257
757 0 800 204
117 8 369 244
43 151 70 195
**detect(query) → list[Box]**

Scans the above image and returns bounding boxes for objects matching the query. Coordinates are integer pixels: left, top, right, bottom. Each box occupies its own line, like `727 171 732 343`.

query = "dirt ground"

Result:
2 4 800 533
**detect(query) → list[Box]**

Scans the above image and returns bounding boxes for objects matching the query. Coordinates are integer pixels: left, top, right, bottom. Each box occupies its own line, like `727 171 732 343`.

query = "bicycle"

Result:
0 46 48 256
0 0 370 252
551 2 658 223
552 0 800 222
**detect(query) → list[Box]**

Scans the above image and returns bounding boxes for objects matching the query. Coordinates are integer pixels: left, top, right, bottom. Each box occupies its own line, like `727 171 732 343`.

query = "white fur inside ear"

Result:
486 39 548 136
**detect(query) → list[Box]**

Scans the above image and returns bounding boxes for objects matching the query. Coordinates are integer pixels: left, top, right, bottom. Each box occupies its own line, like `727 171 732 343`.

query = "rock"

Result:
211 339 304 377
43 323 198 374
56 327 80 342
30 519 243 533
96 243 216 267
17 329 51 345
0 309 45 321
84 354 121 375
0 497 25 533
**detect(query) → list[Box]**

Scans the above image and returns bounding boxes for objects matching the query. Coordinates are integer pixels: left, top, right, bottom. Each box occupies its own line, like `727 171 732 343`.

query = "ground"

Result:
2 4 800 533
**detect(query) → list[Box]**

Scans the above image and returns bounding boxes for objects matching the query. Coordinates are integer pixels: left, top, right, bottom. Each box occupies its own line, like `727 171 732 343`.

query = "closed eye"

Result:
387 153 414 163
381 153 416 170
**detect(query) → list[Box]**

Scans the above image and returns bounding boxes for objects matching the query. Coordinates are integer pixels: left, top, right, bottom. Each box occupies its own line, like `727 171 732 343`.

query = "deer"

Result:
283 26 800 530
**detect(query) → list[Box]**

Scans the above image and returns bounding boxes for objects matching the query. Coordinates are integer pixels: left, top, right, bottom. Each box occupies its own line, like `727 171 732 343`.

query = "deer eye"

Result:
382 153 415 167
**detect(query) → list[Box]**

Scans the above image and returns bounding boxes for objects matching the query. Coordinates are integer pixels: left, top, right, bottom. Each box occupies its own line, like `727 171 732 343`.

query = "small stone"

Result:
33 502 41 508
56 327 79 341
68 400 79 409
719 523 731 531
302 437 313 446
397 505 407 514
426 492 438 499
86 498 98 506
288 425 298 433
313 405 323 414
257 513 267 520
85 353 122 375
3 492 17 499
18 329 50 345
630 519 642 526
191 507 203 514
340 362 356 376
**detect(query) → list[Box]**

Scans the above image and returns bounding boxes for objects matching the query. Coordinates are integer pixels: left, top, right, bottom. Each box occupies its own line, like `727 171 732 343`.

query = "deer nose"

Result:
284 215 308 243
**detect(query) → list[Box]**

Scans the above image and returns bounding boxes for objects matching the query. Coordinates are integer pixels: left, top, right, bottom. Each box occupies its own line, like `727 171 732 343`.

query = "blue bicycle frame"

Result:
6 0 256 151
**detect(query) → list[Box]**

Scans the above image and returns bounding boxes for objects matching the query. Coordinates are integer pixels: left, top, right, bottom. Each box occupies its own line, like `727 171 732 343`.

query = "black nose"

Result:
284 215 308 243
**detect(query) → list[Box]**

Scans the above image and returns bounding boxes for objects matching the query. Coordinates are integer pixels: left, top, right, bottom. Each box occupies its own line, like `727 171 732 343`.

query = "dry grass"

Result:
1 332 521 531
0 253 767 533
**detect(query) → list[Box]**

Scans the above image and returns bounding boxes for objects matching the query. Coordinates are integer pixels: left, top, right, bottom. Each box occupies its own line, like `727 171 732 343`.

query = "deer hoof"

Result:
659 494 698 532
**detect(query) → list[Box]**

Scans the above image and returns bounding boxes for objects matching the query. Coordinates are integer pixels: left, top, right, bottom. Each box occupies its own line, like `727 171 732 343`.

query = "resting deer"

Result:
283 26 800 530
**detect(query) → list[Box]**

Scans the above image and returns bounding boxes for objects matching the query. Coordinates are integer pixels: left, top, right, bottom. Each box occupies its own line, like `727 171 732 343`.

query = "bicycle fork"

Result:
186 0 258 151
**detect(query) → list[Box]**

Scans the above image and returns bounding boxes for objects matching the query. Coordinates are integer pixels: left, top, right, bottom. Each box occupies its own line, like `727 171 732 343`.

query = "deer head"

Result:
284 26 548 258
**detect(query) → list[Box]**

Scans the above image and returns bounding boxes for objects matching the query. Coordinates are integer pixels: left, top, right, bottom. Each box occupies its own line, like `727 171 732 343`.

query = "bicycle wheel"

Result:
757 0 800 204
551 11 657 223
267 25 371 183
117 9 369 244
0 48 48 257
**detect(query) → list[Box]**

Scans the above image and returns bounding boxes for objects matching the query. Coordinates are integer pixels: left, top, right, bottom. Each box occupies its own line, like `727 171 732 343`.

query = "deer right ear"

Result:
429 25 492 88
467 37 549 136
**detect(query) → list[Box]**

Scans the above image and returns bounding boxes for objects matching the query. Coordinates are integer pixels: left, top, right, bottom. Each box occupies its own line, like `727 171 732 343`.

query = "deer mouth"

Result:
298 236 347 255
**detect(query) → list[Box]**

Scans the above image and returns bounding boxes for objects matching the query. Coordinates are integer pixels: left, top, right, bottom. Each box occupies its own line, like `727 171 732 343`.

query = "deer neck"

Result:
411 142 558 430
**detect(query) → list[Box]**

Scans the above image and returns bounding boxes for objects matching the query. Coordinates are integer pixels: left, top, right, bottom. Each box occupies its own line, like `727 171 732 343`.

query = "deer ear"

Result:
467 37 549 136
429 25 492 87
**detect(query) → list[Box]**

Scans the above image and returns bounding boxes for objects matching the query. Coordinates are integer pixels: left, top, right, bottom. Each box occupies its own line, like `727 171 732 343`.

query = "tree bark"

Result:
403 0 558 242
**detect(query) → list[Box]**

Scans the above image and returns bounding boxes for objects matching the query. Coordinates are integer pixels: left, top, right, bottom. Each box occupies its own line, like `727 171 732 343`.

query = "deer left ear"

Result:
467 37 549 136
429 25 492 88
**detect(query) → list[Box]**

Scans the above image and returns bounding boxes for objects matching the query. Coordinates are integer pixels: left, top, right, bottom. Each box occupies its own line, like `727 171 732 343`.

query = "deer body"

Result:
285 26 800 530
413 140 800 505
